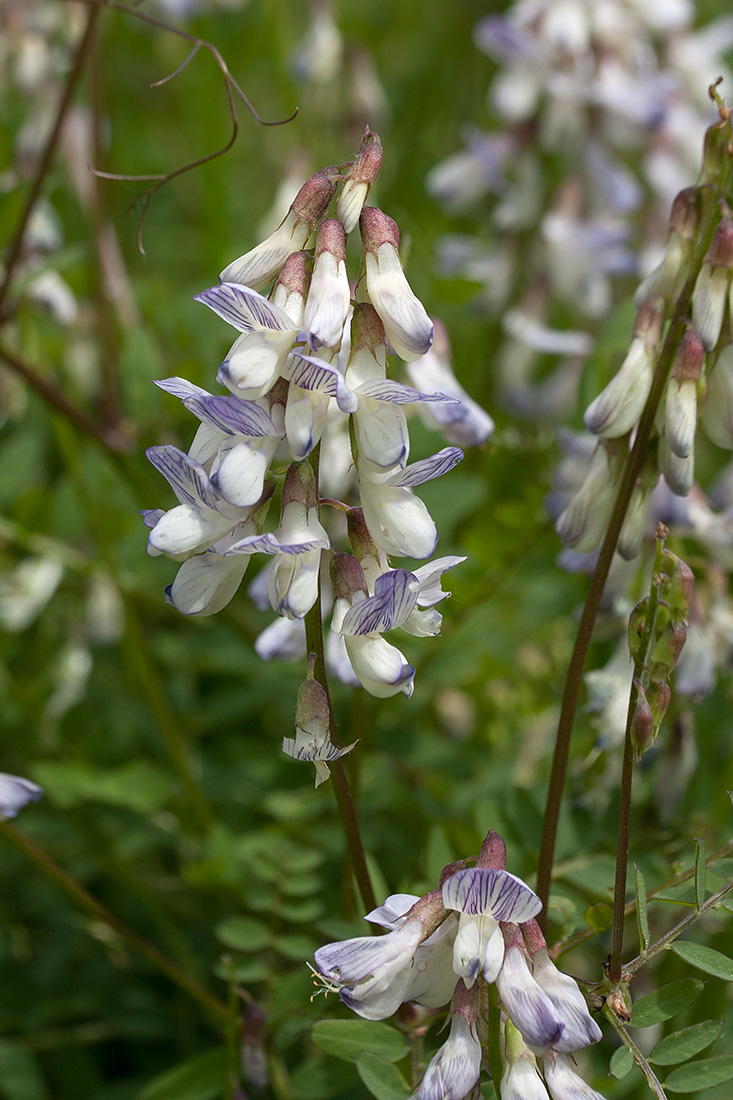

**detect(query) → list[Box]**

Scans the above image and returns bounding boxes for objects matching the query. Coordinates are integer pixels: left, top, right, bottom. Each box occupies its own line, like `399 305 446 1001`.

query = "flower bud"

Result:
331 551 369 609
659 433 694 497
220 166 340 288
303 219 350 350
583 299 663 438
556 441 623 553
337 128 383 234
700 122 728 187
692 218 733 351
270 250 312 328
476 829 507 870
702 343 733 448
627 597 649 663
660 549 695 621
648 620 687 682
647 679 671 731
631 679 655 759
360 206 434 360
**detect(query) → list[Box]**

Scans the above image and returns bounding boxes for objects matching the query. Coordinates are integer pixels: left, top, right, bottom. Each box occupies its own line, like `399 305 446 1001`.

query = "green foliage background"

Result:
1 2 732 1099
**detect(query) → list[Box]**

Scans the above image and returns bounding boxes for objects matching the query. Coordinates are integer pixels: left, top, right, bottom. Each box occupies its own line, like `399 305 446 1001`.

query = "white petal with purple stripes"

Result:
387 447 464 488
441 868 542 923
356 379 459 405
340 570 419 636
195 283 299 334
281 350 359 414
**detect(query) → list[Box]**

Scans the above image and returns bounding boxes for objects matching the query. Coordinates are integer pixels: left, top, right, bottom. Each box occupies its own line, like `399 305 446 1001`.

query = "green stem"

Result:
552 839 733 957
305 450 376 915
536 191 725 929
486 984 504 1095
623 878 733 980
0 821 228 1023
603 1006 668 1100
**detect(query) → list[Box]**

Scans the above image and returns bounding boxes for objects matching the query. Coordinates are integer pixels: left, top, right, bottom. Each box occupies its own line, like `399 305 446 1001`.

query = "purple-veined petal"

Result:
0 773 43 818
357 379 459 405
441 868 542 923
145 446 219 510
281 350 359 413
365 894 421 929
140 509 165 530
154 376 209 401
417 1014 482 1100
184 394 278 438
532 950 603 1053
411 556 466 606
388 447 464 488
166 551 249 616
269 547 322 619
496 947 564 1053
195 283 299 333
314 919 424 1021
340 570 419 635
224 532 282 555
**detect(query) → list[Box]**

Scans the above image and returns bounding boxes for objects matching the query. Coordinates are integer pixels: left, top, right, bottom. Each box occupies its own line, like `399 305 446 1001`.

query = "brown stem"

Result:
536 198 723 929
0 820 228 1023
0 7 100 322
0 343 131 452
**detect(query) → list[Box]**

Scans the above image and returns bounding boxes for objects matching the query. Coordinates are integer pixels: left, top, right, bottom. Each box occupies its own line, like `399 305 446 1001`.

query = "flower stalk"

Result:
536 122 732 926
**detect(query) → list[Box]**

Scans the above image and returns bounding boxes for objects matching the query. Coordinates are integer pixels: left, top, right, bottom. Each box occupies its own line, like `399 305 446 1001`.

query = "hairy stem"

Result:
0 821 228 1023
603 1006 668 1100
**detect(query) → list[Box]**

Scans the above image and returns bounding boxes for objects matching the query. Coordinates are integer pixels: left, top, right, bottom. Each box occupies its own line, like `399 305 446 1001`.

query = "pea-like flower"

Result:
0 773 43 819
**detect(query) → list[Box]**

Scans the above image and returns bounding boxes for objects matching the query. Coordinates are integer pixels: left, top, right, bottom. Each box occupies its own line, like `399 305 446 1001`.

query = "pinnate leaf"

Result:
665 1056 733 1092
355 1054 411 1100
311 1021 407 1064
650 1020 722 1065
630 979 704 1027
610 1046 634 1078
671 942 733 980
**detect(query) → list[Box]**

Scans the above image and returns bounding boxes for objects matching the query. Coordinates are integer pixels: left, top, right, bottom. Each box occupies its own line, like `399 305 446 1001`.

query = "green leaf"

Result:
630 980 704 1027
275 932 320 961
584 903 613 933
34 760 175 813
214 916 270 952
355 1054 411 1100
610 1046 634 1079
311 1021 408 1064
694 837 707 910
665 1056 733 1092
135 1049 228 1100
635 865 649 952
650 1021 722 1065
671 942 733 980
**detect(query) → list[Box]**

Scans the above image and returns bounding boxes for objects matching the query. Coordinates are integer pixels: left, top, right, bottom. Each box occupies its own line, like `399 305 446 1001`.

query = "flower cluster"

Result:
556 163 733 561
145 131 491 701
313 830 603 1100
427 0 733 415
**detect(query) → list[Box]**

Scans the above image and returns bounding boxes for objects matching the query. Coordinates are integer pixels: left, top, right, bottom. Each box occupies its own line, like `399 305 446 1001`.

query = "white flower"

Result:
303 219 350 351
314 918 426 1020
531 950 602 1053
360 206 434 360
417 1012 482 1100
442 867 542 988
0 773 42 818
495 945 564 1053
542 1054 607 1100
501 1056 550 1100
